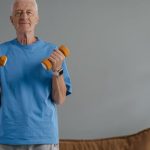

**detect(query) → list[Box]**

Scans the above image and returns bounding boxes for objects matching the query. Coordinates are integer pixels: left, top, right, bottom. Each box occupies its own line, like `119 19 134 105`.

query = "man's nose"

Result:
20 12 28 19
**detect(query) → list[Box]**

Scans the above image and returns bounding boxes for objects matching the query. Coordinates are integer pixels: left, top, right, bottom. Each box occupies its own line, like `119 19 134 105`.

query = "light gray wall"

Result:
1 0 150 139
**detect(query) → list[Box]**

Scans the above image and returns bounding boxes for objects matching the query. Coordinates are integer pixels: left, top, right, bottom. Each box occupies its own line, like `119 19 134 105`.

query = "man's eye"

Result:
27 11 32 15
15 12 21 16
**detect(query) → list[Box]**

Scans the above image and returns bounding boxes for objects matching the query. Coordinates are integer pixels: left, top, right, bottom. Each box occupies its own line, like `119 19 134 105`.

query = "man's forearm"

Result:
52 75 67 105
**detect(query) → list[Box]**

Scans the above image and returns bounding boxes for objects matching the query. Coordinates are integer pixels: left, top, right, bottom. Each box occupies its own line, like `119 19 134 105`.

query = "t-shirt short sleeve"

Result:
62 59 72 96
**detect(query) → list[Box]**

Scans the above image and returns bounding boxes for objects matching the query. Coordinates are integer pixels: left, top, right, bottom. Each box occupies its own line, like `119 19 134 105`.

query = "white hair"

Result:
11 0 38 14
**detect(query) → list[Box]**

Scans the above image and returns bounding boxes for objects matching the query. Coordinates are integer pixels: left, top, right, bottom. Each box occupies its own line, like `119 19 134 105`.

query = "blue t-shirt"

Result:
0 38 72 145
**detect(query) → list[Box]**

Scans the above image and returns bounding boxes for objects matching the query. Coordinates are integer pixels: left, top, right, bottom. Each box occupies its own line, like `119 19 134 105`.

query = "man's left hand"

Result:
48 49 65 72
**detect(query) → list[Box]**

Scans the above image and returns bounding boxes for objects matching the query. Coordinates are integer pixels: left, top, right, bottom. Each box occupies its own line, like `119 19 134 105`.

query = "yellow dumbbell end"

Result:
59 45 70 57
41 58 52 70
0 55 7 67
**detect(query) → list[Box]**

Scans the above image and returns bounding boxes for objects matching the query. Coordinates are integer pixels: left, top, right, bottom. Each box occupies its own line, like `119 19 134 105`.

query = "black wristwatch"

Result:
53 68 63 77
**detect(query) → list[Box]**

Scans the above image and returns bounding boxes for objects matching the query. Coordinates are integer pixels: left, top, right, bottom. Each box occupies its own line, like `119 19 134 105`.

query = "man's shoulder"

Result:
0 39 15 55
40 38 58 49
0 39 15 47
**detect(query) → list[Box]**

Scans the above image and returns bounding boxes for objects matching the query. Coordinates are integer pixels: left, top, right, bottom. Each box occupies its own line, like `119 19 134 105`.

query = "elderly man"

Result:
0 0 72 150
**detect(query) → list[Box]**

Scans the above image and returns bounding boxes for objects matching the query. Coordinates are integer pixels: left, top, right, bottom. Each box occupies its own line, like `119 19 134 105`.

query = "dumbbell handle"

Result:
41 45 70 70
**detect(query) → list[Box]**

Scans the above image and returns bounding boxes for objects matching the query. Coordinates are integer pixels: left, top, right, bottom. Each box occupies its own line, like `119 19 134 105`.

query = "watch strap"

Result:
53 68 63 77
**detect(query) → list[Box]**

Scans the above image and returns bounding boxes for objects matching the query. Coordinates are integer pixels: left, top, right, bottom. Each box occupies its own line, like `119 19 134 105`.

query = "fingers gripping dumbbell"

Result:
41 45 70 70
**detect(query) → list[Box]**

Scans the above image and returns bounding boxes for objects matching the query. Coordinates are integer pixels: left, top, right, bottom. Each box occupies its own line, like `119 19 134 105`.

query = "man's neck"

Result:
16 32 37 45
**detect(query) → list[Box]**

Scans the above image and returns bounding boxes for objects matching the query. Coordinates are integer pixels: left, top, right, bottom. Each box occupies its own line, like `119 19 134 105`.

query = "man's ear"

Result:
10 16 14 24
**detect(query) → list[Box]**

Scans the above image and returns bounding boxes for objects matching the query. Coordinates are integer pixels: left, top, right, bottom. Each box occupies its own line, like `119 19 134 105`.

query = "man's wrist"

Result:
53 68 63 77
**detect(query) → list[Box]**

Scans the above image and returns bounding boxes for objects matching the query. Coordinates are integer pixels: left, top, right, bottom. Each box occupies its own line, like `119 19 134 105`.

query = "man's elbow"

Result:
52 87 67 105
54 95 66 105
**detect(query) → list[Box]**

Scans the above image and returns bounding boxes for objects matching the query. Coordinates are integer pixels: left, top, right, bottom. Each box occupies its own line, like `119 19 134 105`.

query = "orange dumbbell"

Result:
41 45 70 70
0 55 7 67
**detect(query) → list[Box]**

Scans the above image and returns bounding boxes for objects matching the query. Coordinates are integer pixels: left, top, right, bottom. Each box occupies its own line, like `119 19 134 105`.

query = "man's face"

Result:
10 1 39 33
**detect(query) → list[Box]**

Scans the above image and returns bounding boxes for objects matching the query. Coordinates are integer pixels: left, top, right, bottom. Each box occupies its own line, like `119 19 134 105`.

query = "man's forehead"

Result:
13 1 36 10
